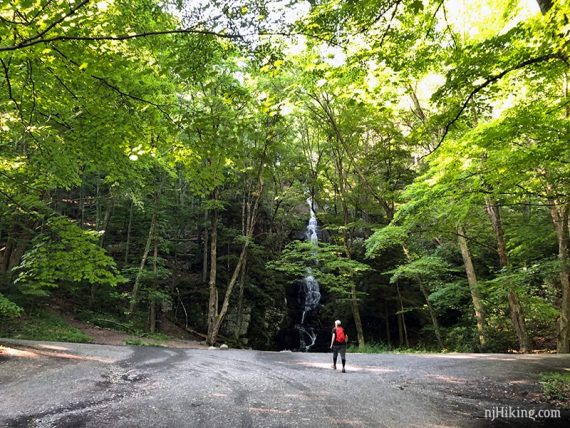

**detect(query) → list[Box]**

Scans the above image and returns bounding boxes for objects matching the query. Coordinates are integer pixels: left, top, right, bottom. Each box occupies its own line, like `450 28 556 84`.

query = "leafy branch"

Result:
428 52 568 158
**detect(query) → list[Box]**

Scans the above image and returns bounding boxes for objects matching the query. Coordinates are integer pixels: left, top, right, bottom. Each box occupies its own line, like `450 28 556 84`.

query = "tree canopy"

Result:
1 0 569 353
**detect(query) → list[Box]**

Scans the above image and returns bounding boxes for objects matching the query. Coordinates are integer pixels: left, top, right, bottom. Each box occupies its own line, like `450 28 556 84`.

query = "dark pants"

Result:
332 344 346 365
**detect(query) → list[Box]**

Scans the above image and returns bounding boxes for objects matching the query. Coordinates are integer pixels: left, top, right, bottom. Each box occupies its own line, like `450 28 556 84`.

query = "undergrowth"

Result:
347 342 436 354
540 372 570 408
0 309 92 343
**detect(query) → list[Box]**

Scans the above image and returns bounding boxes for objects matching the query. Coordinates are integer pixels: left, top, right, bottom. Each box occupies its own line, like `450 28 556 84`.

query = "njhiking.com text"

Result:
484 406 561 422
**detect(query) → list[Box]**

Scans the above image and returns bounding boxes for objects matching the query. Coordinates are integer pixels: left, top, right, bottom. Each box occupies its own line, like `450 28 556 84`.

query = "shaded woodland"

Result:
0 0 569 353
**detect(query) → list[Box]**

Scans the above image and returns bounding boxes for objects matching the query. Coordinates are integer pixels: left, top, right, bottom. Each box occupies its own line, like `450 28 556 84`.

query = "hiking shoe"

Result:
342 368 346 373
332 364 337 370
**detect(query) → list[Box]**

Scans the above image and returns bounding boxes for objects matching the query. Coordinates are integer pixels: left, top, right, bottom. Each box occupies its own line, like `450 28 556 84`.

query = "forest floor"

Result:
65 317 208 349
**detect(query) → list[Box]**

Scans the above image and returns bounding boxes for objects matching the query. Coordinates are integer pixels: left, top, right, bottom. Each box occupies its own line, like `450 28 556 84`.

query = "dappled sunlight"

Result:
426 374 465 384
1 346 39 359
322 416 366 426
294 361 332 370
36 344 69 351
509 379 534 385
248 407 291 414
413 353 518 361
0 345 114 363
294 361 395 374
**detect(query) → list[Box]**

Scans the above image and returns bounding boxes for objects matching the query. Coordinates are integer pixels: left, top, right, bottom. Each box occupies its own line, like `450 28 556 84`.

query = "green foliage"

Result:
0 0 567 352
387 256 453 284
540 372 570 408
75 310 134 332
0 293 23 318
347 342 391 353
348 342 434 354
365 226 408 258
125 338 165 347
428 281 471 311
13 217 124 294
267 241 370 295
444 325 479 352
0 309 92 343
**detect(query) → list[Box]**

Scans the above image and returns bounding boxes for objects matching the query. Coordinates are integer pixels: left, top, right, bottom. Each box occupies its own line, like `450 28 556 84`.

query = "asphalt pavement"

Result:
1 339 569 427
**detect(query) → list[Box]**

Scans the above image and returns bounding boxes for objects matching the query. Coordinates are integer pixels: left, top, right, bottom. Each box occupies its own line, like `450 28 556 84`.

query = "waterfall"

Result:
297 198 321 351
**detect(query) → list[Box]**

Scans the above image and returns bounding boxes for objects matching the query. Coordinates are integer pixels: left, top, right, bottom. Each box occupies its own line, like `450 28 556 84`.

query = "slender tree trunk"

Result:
202 211 209 283
208 181 262 345
339 185 365 347
384 299 391 348
317 99 366 348
400 243 442 348
129 189 160 314
418 278 444 349
208 244 248 344
95 180 101 231
351 281 365 348
553 72 570 353
206 203 219 343
124 200 134 265
457 225 486 347
398 312 404 347
1 236 15 273
234 252 247 341
129 213 155 314
396 283 409 347
89 196 114 304
550 202 570 353
485 200 529 352
79 179 85 228
235 190 249 341
2 220 31 273
7 239 26 272
206 140 269 345
150 233 158 333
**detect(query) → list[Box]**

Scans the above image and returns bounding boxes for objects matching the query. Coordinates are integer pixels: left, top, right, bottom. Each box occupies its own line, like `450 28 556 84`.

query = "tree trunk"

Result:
91 196 114 304
79 179 85 228
124 200 134 265
129 212 156 314
396 283 409 347
384 299 391 348
398 311 404 347
317 95 366 347
98 196 114 247
418 278 444 349
351 281 365 348
208 180 262 345
1 236 15 273
129 189 160 314
208 244 248 344
202 210 209 283
206 203 219 343
537 0 553 14
457 225 486 347
234 252 247 341
485 200 530 352
550 202 570 353
149 233 158 333
1 218 34 273
206 140 269 346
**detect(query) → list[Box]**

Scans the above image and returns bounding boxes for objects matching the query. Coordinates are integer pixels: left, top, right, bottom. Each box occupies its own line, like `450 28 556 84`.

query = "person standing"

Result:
330 320 348 373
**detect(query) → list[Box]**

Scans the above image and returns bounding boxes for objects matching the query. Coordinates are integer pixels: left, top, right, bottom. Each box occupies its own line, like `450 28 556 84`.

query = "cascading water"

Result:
296 198 321 351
